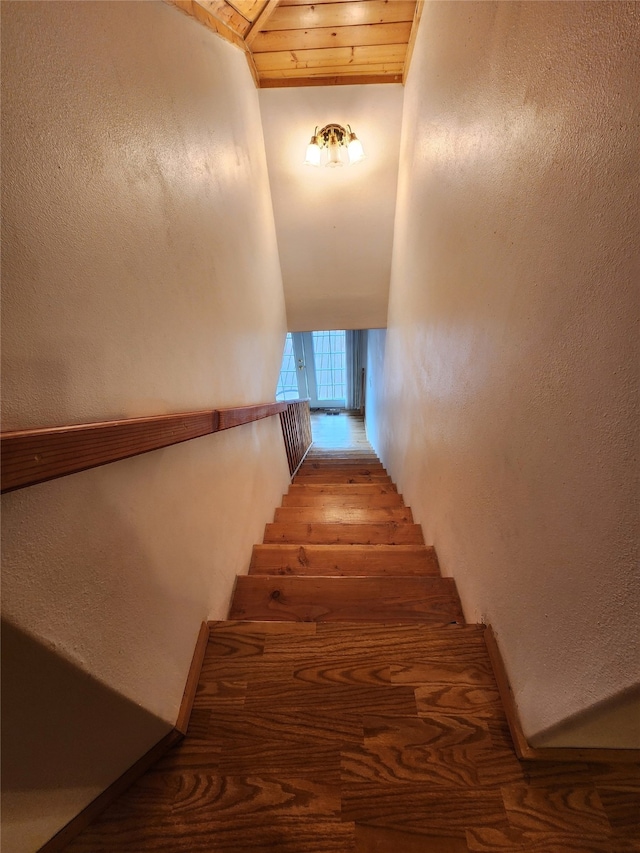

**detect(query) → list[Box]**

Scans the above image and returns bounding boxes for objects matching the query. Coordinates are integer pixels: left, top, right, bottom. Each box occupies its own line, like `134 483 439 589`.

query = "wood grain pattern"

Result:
197 0 252 32
63 427 640 850
229 576 464 624
1 410 216 494
251 20 412 52
250 543 440 576
259 65 404 80
1 401 286 493
274 506 413 524
263 521 424 544
253 43 407 73
40 730 183 852
465 826 617 852
287 482 398 494
305 449 380 458
342 784 508 833
299 459 385 469
217 401 287 430
281 492 404 507
356 824 470 853
244 0 279 44
169 0 247 49
168 0 418 88
64 621 640 851
262 624 486 659
263 1 416 31
414 683 503 719
227 0 267 22
293 471 392 483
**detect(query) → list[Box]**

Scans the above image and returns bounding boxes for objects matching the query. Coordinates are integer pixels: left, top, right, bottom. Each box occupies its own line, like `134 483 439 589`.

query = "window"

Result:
276 331 347 407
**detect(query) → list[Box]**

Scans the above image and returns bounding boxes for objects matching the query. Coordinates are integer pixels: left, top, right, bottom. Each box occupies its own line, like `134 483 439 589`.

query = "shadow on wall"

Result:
1 619 171 853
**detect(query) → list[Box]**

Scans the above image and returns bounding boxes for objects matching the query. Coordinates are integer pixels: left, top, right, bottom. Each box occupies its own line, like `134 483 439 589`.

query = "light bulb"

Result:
304 136 321 167
347 133 365 164
327 139 343 167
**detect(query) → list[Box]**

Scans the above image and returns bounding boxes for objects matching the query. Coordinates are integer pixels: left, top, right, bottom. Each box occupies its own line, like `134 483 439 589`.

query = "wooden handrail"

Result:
1 402 287 494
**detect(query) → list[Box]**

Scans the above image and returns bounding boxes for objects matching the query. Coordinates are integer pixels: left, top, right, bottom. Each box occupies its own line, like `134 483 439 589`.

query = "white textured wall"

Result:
365 329 387 454
376 1 639 747
1 2 289 848
259 85 403 331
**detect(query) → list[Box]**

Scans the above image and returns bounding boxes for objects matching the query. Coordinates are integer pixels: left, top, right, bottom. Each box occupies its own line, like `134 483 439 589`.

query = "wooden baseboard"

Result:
38 729 183 852
484 625 640 764
39 621 210 852
175 621 210 735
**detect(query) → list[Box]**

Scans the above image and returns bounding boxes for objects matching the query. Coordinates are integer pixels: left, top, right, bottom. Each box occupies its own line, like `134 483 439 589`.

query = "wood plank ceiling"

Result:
170 0 422 87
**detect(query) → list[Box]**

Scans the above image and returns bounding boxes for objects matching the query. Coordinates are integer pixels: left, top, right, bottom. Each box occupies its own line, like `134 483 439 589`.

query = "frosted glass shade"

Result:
347 136 365 164
327 140 343 167
304 141 321 167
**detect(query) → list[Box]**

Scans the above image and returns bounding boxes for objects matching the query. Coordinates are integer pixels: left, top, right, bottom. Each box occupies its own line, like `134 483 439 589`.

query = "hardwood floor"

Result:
66 414 640 851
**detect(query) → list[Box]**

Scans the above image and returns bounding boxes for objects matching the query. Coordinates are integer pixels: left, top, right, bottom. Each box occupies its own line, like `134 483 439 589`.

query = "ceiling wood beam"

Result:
262 1 416 32
167 0 247 49
227 0 266 21
259 72 403 88
197 0 251 34
245 0 280 47
254 43 407 72
168 0 418 88
251 21 413 53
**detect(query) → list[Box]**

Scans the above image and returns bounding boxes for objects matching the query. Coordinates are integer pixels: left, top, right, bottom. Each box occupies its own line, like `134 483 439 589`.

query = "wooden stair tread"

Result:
263 522 424 545
300 456 381 463
300 458 387 474
229 576 464 624
297 468 388 478
70 611 639 850
282 492 405 507
274 506 413 524
305 449 380 463
250 544 440 576
304 460 380 465
294 472 392 483
68 418 638 852
306 449 379 456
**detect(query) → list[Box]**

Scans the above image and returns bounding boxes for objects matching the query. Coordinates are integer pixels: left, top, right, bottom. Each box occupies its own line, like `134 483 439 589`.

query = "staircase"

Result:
229 442 465 626
67 422 638 851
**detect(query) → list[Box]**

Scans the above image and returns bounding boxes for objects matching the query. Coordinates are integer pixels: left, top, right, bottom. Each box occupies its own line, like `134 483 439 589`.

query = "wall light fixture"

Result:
304 124 365 167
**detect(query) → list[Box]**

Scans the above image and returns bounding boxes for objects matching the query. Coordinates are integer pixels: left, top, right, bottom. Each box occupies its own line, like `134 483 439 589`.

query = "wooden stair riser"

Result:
305 454 381 461
263 522 424 546
274 507 414 524
294 473 393 484
250 544 440 576
306 445 373 453
229 576 464 624
281 493 405 508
